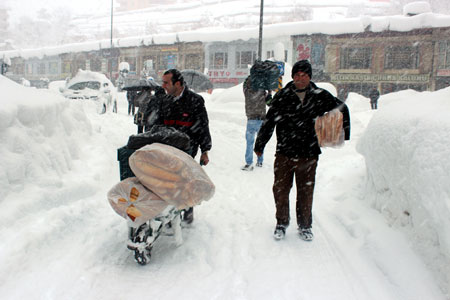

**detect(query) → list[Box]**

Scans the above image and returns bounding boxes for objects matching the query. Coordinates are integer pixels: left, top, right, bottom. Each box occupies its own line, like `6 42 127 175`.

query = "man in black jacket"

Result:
254 60 350 241
158 69 212 224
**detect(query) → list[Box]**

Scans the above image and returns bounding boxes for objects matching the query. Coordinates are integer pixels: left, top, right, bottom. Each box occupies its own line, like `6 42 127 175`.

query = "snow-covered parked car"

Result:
60 70 118 114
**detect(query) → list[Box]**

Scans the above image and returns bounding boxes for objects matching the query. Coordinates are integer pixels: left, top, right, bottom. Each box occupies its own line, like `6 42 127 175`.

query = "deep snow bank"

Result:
356 87 450 295
0 75 93 199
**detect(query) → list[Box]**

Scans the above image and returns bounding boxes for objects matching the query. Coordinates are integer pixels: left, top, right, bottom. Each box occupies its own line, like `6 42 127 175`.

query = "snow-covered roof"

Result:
2 12 450 60
403 1 432 16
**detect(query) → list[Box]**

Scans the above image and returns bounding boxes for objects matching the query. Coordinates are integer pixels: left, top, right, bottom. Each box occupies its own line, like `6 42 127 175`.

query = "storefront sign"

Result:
330 73 430 83
101 48 120 58
437 69 450 76
208 70 232 78
161 47 178 52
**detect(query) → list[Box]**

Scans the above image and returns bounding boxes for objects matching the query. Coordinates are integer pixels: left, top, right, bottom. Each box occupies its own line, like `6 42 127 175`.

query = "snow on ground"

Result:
0 74 449 299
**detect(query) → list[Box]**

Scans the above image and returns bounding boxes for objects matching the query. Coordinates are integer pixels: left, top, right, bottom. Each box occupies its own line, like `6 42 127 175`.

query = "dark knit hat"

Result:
291 60 312 79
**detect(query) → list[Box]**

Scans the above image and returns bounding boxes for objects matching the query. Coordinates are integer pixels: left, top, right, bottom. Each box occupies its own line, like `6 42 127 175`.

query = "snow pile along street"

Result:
0 74 449 299
357 88 450 295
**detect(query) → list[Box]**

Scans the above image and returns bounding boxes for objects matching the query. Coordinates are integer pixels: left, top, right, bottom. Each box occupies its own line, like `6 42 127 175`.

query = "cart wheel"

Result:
134 248 152 265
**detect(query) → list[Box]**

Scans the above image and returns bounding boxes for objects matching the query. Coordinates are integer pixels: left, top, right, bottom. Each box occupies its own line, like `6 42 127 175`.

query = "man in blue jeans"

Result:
241 75 271 171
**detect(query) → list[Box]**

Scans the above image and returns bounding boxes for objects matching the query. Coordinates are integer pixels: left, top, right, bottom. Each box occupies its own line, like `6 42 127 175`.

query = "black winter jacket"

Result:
155 88 212 157
254 81 350 158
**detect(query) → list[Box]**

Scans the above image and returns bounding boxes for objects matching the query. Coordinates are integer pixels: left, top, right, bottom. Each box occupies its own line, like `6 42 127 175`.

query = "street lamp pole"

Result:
110 0 113 81
258 0 264 60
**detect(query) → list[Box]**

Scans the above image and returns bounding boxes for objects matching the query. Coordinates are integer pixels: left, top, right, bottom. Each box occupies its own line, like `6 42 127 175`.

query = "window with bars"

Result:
438 41 450 69
340 47 372 69
384 45 419 69
236 50 256 69
209 52 228 69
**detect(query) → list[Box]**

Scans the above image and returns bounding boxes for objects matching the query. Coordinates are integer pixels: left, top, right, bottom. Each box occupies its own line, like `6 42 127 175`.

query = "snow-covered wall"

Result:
356 87 450 294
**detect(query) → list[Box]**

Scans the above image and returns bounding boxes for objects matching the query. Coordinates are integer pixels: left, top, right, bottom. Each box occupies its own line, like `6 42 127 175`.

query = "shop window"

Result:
143 55 157 70
90 58 102 72
438 41 450 69
381 82 426 93
32 64 38 74
14 64 24 75
209 52 228 69
108 58 118 73
384 45 419 69
185 54 201 70
38 63 46 74
236 51 256 69
62 62 71 74
124 57 137 72
340 47 372 69
48 62 58 74
161 54 177 70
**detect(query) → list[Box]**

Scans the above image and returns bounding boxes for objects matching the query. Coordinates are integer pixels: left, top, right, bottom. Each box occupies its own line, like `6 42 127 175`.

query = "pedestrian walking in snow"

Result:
254 60 350 241
241 75 271 171
127 90 138 115
369 88 380 110
156 68 212 224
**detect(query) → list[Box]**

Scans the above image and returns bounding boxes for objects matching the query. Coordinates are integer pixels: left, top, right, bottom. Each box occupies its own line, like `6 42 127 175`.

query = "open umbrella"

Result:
181 69 213 93
122 77 160 91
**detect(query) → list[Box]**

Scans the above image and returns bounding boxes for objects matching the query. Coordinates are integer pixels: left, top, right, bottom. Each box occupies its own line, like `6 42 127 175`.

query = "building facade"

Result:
3 20 450 95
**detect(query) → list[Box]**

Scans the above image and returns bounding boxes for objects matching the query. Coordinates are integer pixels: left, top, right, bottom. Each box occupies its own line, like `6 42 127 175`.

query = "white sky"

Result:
3 0 112 19
3 0 371 21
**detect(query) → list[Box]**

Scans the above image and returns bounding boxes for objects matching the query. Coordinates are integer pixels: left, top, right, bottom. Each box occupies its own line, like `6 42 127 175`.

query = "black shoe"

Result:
182 207 194 224
256 162 263 167
241 164 254 171
273 225 286 240
298 227 314 241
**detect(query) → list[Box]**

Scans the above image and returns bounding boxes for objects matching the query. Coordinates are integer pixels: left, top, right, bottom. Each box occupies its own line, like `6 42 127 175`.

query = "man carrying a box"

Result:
254 60 349 241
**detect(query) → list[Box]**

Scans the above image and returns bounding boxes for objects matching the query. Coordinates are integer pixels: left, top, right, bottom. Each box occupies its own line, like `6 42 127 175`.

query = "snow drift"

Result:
356 87 450 294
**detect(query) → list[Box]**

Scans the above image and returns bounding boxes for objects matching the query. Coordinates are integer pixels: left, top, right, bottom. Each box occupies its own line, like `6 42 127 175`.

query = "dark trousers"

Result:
273 154 318 229
128 101 135 115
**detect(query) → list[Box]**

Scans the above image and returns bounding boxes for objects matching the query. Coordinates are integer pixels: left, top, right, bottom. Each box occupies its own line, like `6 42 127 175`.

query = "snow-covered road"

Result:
0 88 445 300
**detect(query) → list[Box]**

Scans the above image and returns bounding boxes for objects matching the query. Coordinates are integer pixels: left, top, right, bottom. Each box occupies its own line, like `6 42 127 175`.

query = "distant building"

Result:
116 0 177 12
2 10 450 94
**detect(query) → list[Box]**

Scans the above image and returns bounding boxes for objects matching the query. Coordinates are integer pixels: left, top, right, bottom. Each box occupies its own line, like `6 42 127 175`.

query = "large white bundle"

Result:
107 177 169 227
129 143 215 209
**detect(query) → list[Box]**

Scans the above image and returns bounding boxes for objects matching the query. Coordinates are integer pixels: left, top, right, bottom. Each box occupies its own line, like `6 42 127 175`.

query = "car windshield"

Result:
68 81 101 90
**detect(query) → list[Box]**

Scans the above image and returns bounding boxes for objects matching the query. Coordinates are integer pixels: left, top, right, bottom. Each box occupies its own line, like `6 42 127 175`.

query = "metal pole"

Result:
110 0 113 81
258 0 264 60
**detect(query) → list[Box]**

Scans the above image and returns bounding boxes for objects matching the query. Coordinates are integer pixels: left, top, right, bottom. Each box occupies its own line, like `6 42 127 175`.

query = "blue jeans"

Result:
245 119 264 165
